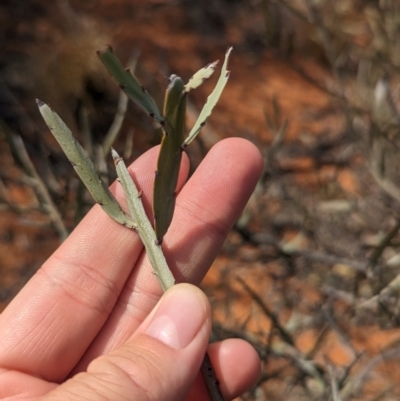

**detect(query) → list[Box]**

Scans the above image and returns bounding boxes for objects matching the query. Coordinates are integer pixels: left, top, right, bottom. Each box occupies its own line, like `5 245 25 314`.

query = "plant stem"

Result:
112 149 175 291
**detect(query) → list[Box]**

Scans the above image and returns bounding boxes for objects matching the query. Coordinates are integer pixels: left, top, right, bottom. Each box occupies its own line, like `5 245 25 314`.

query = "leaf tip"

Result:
36 98 45 108
111 147 121 164
209 60 219 69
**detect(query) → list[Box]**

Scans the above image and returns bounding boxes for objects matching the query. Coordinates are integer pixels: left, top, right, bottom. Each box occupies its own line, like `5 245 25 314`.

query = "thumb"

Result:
43 284 211 401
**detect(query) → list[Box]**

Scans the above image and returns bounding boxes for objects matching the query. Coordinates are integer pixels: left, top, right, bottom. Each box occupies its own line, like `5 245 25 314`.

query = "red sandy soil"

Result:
1 1 400 400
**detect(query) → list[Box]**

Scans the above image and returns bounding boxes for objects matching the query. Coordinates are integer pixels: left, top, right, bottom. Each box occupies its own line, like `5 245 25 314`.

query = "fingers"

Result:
0 138 263 384
40 284 212 401
186 340 261 401
0 146 191 382
207 339 261 399
166 138 263 283
74 138 263 370
42 285 260 401
0 285 261 401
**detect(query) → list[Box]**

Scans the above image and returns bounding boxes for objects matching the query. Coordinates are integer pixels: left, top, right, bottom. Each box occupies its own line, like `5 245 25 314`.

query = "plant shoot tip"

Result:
36 98 45 107
111 148 119 159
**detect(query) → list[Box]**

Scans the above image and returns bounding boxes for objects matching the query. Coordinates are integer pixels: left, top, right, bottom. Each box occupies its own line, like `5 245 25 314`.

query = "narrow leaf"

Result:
112 149 175 291
98 46 164 123
37 100 135 228
153 76 187 243
185 60 218 92
183 47 233 147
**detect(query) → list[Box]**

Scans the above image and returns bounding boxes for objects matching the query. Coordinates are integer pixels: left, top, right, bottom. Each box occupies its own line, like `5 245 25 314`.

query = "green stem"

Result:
111 148 175 291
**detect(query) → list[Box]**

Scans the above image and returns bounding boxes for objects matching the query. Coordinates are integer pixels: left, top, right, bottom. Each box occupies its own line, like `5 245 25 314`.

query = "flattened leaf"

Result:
153 76 186 243
37 100 134 228
183 47 233 147
98 46 164 123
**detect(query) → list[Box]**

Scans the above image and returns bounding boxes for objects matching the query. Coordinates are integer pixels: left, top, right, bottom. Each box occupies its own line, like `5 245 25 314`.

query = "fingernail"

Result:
145 285 207 349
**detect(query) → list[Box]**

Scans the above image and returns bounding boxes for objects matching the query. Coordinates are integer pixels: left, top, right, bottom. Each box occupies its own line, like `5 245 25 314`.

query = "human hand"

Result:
0 138 263 401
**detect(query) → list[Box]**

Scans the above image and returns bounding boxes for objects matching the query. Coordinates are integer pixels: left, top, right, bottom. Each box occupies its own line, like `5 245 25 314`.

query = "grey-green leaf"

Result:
98 46 164 123
183 47 233 147
37 100 135 228
153 76 187 243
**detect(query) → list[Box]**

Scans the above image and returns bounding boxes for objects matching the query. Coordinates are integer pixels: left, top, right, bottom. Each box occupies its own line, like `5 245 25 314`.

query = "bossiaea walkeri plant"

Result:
37 46 232 401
